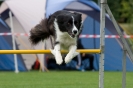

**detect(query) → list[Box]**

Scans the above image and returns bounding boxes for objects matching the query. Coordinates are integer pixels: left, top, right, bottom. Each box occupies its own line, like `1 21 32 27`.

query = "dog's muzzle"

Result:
73 30 78 35
70 30 78 38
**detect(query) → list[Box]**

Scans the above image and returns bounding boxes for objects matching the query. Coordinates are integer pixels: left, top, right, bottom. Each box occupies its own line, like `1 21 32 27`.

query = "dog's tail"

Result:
29 19 51 45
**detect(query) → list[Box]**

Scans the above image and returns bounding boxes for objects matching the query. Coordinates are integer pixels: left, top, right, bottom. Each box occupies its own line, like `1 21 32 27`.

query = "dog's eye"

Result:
68 22 70 25
67 22 71 26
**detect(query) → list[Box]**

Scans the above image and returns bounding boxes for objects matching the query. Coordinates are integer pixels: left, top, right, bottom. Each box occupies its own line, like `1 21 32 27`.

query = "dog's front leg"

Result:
65 45 79 63
51 44 63 65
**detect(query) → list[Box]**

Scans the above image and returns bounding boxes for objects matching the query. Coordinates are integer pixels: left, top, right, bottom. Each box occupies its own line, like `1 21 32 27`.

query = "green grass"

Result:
0 71 133 88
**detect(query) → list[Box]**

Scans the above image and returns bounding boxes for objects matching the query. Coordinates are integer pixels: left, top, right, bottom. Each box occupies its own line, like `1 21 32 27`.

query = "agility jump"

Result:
0 0 132 88
0 49 101 54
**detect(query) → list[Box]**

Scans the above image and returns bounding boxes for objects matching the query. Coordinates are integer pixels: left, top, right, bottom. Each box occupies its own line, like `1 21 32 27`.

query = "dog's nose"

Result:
73 30 77 34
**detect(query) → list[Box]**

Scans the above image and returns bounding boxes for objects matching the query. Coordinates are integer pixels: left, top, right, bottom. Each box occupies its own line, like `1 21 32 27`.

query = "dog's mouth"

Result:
69 33 76 38
71 34 75 38
67 32 77 38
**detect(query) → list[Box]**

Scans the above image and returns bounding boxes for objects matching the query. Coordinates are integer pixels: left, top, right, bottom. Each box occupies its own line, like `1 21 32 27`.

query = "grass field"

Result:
0 71 133 88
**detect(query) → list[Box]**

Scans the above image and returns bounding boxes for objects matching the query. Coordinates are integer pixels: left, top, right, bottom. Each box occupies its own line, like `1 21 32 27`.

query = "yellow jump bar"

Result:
0 49 101 54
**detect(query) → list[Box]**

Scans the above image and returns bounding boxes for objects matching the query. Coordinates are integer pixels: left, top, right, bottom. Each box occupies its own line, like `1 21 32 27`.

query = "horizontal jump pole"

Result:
0 49 101 54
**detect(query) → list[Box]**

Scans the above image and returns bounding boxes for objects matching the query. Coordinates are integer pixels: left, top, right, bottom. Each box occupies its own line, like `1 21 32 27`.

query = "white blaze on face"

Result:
71 16 78 35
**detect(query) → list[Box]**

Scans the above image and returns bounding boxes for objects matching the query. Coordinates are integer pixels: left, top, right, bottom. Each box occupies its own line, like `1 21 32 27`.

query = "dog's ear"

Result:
74 12 82 19
74 12 82 25
47 15 55 31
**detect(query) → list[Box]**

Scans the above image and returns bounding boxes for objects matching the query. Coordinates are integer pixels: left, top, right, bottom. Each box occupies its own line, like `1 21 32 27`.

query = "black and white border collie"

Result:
29 10 83 65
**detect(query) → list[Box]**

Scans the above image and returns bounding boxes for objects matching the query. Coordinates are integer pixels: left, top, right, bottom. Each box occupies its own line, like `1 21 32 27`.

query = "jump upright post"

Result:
99 0 106 88
9 11 19 73
99 0 133 88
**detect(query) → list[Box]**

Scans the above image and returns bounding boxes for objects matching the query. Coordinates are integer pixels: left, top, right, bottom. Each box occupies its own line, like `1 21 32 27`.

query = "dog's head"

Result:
55 12 82 38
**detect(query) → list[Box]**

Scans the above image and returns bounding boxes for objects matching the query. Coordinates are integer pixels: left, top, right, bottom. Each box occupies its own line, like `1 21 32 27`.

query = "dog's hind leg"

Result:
65 45 78 63
50 44 63 65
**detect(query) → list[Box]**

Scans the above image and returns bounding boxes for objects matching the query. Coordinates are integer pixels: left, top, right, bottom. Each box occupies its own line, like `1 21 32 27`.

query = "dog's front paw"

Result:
50 49 63 65
65 54 73 64
65 52 79 63
55 55 63 65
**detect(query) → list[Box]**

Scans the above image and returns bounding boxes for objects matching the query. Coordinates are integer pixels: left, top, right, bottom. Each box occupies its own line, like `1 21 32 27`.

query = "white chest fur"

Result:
58 33 77 50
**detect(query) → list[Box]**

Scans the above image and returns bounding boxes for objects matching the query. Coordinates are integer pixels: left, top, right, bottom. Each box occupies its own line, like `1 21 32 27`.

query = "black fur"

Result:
29 19 50 45
29 10 82 45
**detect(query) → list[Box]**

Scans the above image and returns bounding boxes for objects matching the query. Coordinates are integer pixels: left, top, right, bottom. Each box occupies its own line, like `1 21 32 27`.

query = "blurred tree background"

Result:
0 1 2 5
93 0 133 23
94 0 133 50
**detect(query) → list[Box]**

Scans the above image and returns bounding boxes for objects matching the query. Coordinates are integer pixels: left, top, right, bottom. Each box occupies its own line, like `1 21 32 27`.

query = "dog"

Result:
29 10 83 65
